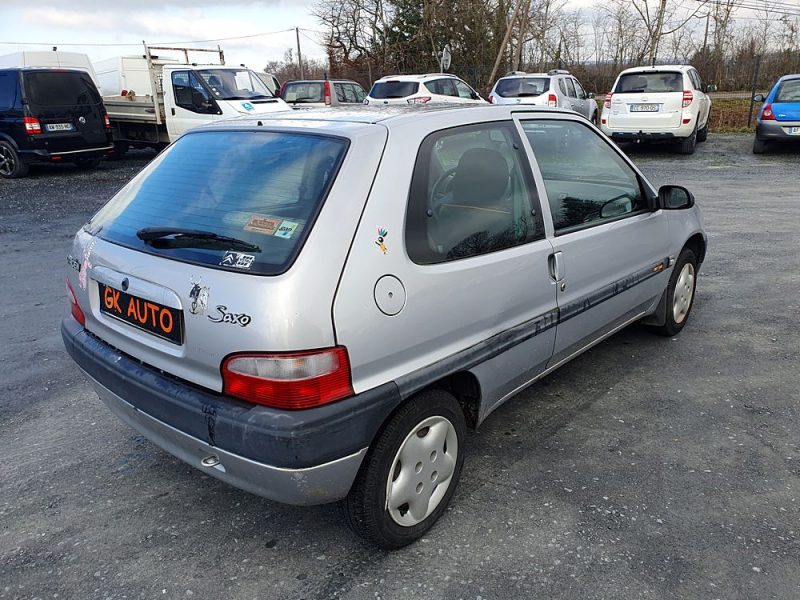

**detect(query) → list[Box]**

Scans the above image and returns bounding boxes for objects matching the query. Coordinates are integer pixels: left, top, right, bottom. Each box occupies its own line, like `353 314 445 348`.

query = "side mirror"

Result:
587 92 595 99
752 93 765 103
659 185 694 210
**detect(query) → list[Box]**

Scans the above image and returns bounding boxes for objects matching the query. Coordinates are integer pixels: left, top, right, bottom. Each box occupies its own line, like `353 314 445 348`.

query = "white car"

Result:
489 70 597 122
600 65 713 155
366 73 486 105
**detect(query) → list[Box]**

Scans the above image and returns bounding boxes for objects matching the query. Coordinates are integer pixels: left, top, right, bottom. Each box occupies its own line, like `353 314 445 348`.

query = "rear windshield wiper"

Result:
136 227 260 252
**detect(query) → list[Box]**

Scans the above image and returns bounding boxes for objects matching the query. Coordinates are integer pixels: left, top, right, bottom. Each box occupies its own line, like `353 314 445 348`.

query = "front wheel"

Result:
651 248 698 337
342 389 466 549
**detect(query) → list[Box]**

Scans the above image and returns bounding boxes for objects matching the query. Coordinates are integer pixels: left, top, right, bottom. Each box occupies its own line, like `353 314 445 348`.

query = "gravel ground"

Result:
1 135 799 600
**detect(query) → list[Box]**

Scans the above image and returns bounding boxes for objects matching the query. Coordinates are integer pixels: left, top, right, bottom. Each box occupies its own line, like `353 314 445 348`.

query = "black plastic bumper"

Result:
61 318 402 469
610 132 677 142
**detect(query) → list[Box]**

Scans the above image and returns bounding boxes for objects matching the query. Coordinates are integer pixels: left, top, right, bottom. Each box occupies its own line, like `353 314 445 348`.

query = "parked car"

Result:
365 73 486 105
0 67 113 178
600 64 714 154
62 105 706 549
280 79 367 108
489 69 597 123
752 74 800 154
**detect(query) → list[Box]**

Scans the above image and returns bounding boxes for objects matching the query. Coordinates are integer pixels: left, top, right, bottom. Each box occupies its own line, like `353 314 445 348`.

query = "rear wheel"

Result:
342 389 466 549
696 118 709 143
651 247 698 337
0 141 29 179
678 129 697 155
752 138 768 154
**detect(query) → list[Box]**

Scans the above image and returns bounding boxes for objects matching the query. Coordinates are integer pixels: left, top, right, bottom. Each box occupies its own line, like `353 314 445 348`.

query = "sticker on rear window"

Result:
244 214 282 235
220 251 255 269
275 221 299 239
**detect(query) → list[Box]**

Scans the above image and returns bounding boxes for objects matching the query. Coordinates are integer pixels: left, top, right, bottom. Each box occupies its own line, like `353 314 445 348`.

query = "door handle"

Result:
171 108 176 116
548 251 565 283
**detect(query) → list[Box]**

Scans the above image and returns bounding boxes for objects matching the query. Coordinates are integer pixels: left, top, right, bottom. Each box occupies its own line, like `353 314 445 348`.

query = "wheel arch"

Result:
684 232 707 265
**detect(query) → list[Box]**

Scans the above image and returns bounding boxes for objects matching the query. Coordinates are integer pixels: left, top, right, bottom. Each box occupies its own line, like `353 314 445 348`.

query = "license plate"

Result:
98 283 183 345
46 123 73 132
630 104 660 112
787 126 800 135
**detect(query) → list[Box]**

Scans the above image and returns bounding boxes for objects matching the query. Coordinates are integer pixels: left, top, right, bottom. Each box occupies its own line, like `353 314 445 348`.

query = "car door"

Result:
333 117 557 417
166 70 220 139
691 69 711 127
571 78 591 119
0 71 21 145
517 115 671 368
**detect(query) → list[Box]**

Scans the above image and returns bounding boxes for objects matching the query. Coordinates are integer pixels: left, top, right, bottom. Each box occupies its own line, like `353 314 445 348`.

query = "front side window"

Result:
573 79 586 99
90 131 349 275
454 80 475 99
172 71 217 114
406 122 545 264
522 120 646 233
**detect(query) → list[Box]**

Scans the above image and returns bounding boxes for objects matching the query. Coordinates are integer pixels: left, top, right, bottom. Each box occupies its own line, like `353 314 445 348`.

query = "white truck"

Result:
94 45 289 155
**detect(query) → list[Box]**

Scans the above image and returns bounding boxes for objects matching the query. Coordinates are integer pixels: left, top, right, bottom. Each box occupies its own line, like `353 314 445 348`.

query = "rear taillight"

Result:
761 104 775 120
682 90 693 108
407 96 432 104
66 279 85 326
604 93 613 108
548 93 557 107
104 114 111 129
278 81 287 98
488 94 495 104
323 81 332 106
222 347 354 410
24 116 42 135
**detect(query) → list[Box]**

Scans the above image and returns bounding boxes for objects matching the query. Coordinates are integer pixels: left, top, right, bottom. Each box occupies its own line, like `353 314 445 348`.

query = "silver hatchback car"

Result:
63 105 706 549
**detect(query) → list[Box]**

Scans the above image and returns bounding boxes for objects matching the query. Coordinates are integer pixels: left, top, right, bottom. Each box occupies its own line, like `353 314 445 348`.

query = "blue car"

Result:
753 74 800 153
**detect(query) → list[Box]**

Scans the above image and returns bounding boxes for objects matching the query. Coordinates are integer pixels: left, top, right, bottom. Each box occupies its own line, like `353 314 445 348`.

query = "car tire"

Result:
341 388 467 549
752 139 768 154
0 141 29 179
651 247 698 337
696 119 709 143
74 158 101 170
678 130 697 155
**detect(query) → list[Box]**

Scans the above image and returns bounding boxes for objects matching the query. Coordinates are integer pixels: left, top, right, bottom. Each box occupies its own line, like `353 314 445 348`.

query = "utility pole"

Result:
295 27 304 79
489 0 524 86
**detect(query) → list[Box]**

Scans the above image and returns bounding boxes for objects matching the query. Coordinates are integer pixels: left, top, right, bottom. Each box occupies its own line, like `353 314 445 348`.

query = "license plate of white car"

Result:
46 123 73 132
631 104 659 112
787 127 800 135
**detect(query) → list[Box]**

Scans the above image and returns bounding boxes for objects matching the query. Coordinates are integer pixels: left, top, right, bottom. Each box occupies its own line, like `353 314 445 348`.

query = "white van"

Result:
0 51 98 85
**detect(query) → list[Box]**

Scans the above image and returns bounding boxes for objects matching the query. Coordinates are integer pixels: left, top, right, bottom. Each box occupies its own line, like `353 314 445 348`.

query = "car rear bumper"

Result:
756 120 800 140
61 317 403 505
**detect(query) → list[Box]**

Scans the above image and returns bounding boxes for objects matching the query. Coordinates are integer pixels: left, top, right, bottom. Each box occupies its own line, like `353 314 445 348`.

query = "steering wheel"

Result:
429 167 459 213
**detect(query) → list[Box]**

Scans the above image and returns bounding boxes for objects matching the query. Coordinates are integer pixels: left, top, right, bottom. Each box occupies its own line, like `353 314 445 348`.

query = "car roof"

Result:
0 67 88 73
376 73 460 82
618 64 693 76
498 73 551 80
284 79 360 84
189 104 580 135
778 73 800 82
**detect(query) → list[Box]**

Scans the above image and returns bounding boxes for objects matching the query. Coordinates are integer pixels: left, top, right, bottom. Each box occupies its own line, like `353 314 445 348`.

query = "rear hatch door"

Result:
493 76 550 105
368 80 420 105
23 70 109 151
608 71 684 130
68 124 385 392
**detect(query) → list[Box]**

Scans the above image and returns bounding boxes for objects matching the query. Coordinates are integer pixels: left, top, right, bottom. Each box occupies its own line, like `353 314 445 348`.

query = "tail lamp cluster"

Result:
761 104 775 120
222 347 354 410
66 279 85 326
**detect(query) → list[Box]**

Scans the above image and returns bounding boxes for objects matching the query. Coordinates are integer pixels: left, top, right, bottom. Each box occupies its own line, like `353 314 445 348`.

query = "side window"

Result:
352 84 366 102
565 78 577 98
172 71 215 113
572 79 586 99
521 120 646 233
406 122 545 264
334 83 346 102
0 73 17 110
429 78 456 97
558 78 568 96
454 80 475 99
693 70 704 91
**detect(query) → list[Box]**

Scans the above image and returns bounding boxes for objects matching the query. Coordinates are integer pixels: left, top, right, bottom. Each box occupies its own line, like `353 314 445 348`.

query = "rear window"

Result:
282 82 323 103
24 71 101 106
90 131 349 275
614 72 683 94
495 77 550 98
369 81 419 99
775 79 800 103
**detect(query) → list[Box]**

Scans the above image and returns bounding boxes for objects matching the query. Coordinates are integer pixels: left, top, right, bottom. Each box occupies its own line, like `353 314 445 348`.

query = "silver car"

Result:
490 69 597 123
62 105 706 549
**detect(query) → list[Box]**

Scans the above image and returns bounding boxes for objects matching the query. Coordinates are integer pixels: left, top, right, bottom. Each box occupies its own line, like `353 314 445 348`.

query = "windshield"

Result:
614 72 682 94
369 81 419 99
197 69 273 100
24 71 102 106
495 77 550 98
282 82 323 104
775 79 800 103
91 131 349 275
